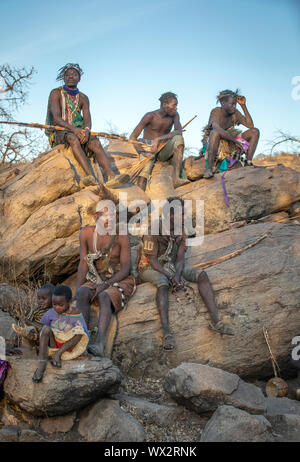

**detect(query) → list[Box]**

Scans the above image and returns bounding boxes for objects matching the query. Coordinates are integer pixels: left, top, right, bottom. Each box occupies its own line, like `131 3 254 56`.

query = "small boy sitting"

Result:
32 285 89 383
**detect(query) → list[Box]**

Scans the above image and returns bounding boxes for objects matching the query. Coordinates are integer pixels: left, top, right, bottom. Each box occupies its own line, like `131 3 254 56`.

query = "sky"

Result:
0 0 299 156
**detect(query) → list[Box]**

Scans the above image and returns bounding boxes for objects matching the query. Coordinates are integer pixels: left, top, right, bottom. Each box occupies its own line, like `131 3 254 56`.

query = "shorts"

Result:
82 275 136 312
140 265 202 288
139 135 184 179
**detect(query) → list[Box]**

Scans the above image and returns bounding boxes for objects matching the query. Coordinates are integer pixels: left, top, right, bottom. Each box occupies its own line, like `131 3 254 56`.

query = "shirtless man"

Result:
46 63 126 187
140 197 233 351
76 201 135 357
203 90 260 178
130 92 190 191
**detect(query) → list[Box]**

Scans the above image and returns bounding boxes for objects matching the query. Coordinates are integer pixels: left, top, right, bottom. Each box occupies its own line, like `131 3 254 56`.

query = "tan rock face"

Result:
108 222 300 379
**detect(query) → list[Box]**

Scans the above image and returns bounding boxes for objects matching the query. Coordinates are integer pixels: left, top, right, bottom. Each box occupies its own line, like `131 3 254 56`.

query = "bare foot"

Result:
209 321 234 336
32 360 47 383
173 178 190 188
203 168 214 179
87 342 105 357
50 353 62 368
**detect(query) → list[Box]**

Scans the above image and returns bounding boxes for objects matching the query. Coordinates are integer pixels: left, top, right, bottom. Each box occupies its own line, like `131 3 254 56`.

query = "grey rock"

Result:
164 363 266 415
0 309 17 348
200 405 274 442
0 284 20 312
112 394 184 426
0 425 20 442
266 397 300 417
78 399 145 442
40 413 76 434
4 357 122 417
19 429 47 442
269 414 300 442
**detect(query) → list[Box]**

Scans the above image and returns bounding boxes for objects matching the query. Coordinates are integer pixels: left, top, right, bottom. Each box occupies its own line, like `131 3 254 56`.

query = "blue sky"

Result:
1 0 299 156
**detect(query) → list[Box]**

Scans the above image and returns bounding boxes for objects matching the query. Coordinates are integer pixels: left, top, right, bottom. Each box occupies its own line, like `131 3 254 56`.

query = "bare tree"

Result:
0 64 47 166
270 130 300 154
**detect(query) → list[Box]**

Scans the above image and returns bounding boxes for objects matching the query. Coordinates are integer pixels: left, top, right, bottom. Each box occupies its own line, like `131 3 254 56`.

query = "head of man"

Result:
159 92 178 116
52 285 72 315
94 200 117 234
37 284 55 310
56 63 83 88
162 196 184 235
217 89 238 115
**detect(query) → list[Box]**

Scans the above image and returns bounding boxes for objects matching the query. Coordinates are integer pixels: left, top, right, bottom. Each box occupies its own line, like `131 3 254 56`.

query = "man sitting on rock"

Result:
46 63 128 188
32 285 89 383
140 197 234 351
76 201 136 357
129 92 190 191
202 90 260 179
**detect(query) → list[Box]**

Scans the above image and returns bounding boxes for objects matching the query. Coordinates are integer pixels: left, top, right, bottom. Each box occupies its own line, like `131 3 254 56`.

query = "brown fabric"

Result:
82 275 136 312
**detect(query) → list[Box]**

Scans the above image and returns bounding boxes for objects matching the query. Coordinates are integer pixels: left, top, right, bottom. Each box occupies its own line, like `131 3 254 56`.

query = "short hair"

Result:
159 92 178 105
38 284 55 295
53 285 72 302
217 89 240 104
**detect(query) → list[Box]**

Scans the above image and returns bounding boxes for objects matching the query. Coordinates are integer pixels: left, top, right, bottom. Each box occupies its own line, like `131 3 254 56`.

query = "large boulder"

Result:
163 363 266 415
177 164 300 234
108 221 300 379
78 399 145 442
4 357 122 417
200 405 274 442
0 309 18 347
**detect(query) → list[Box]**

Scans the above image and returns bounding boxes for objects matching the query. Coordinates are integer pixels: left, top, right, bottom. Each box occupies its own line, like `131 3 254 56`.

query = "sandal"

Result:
209 321 234 336
163 333 176 351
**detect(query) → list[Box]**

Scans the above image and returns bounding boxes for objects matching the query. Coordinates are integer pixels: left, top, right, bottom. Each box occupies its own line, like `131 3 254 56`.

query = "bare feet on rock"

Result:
203 168 214 179
32 360 47 383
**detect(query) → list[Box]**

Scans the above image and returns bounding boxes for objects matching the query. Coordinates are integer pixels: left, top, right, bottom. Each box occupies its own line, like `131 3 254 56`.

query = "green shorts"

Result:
140 265 202 288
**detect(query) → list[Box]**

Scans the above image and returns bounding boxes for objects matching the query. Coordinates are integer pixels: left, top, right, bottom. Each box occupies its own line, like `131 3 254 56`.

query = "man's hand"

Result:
171 273 183 291
151 138 160 153
73 127 87 144
237 95 246 106
80 129 90 144
91 282 109 302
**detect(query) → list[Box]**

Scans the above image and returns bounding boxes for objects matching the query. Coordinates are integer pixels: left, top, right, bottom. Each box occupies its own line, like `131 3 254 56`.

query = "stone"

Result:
112 394 183 426
19 429 47 442
164 363 266 415
40 413 76 434
108 222 300 379
4 357 122 416
0 425 20 442
184 156 205 181
266 397 300 417
268 414 300 442
78 399 145 442
177 164 300 234
0 283 20 312
0 309 18 347
200 405 274 442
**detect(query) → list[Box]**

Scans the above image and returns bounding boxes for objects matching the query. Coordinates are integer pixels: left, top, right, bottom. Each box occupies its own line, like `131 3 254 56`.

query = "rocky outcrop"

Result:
200 405 274 442
4 357 122 416
106 221 300 379
164 363 266 415
78 399 145 442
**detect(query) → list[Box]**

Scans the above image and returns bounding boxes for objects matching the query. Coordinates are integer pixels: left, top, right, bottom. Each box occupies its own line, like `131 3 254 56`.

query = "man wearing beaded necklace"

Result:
46 63 125 187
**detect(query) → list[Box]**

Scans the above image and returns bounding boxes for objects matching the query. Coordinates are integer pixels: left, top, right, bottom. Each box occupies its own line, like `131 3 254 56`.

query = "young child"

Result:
32 285 89 383
12 284 56 344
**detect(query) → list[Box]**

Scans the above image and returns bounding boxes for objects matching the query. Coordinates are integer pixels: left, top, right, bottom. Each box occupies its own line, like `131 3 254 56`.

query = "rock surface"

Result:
0 309 18 347
266 397 300 417
4 357 122 416
200 405 274 442
164 363 266 414
78 398 145 442
108 222 300 379
40 413 76 434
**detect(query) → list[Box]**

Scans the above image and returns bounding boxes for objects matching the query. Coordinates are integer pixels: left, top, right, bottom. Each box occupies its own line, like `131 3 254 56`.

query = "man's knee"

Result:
173 134 184 148
66 133 81 146
98 291 111 305
209 129 221 141
197 270 209 283
251 127 260 137
76 286 91 301
88 136 101 148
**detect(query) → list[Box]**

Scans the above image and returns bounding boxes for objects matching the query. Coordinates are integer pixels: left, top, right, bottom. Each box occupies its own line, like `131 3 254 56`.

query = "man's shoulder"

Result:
49 87 62 97
80 225 95 237
79 91 89 101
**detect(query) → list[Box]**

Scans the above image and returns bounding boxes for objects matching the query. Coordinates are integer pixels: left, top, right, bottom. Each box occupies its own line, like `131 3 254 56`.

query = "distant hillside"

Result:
255 153 300 172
